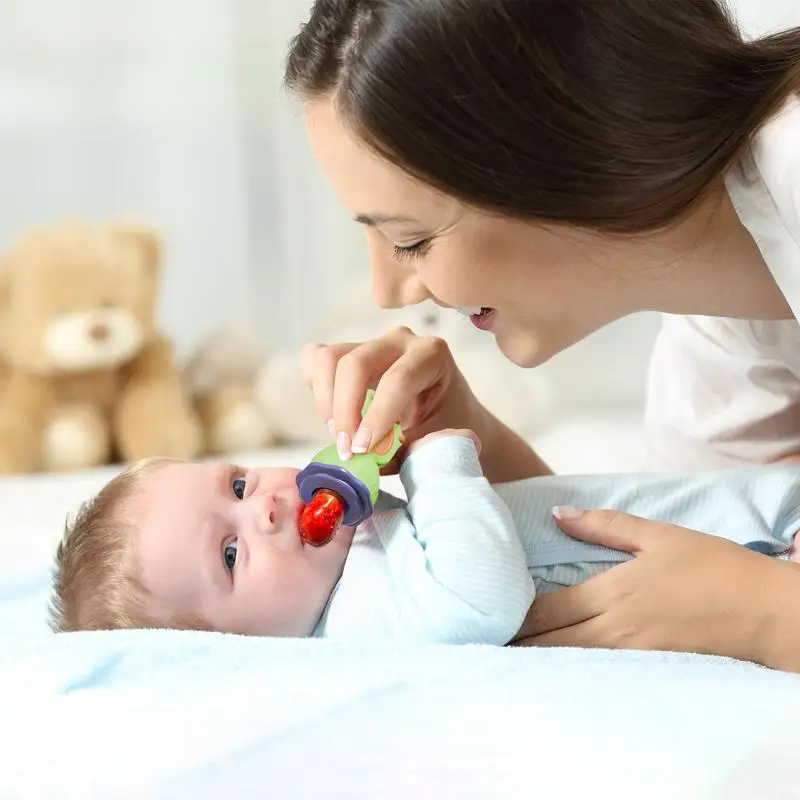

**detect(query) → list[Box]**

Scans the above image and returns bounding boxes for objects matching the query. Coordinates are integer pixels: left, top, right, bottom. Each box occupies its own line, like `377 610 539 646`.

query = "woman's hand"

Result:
514 508 800 672
302 325 477 455
301 325 550 482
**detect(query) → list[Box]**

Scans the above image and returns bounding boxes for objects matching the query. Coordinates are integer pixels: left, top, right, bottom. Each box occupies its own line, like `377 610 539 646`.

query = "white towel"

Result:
2 628 799 799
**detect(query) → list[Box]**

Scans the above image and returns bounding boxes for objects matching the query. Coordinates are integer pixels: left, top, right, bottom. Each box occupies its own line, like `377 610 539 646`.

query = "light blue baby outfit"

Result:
313 436 800 645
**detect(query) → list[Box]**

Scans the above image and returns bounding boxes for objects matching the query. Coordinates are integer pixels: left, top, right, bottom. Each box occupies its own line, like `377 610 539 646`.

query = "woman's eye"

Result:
392 240 431 262
223 539 238 571
232 478 246 499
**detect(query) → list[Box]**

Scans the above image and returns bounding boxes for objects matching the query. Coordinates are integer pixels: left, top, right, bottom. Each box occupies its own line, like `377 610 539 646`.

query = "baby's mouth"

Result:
298 491 344 547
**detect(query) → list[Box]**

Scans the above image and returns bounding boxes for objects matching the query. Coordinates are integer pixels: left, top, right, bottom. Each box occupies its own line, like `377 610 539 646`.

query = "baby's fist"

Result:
407 428 481 456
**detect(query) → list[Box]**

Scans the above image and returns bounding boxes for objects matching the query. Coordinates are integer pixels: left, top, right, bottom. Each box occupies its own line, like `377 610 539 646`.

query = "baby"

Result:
49 429 800 645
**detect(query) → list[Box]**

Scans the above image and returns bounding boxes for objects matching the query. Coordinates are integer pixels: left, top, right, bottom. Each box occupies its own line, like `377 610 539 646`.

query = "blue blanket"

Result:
2 626 799 798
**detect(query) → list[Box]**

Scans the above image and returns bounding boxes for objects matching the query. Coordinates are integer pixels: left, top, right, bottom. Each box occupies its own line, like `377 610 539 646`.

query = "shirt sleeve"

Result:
366 435 535 645
644 313 800 472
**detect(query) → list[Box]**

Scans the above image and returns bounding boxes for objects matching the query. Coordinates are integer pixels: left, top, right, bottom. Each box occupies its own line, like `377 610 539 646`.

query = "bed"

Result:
2 412 799 798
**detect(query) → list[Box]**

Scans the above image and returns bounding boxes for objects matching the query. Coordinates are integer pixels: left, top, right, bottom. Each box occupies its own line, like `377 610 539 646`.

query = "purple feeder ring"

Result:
296 463 374 527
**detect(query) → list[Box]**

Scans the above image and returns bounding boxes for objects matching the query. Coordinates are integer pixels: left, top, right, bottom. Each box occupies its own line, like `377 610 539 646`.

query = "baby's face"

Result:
134 462 355 636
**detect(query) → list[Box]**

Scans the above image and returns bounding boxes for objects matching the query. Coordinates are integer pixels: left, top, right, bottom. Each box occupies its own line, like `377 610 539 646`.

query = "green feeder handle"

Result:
295 390 404 542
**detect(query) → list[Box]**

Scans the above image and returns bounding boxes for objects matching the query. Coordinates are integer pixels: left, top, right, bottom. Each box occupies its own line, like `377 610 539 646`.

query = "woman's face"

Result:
304 99 647 367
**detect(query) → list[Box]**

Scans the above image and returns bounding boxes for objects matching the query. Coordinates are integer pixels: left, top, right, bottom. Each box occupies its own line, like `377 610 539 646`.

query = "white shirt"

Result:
646 97 800 471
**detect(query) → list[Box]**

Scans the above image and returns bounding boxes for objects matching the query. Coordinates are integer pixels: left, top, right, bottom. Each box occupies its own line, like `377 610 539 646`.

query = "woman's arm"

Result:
513 508 800 672
752 557 800 672
539 312 800 668
472 409 553 483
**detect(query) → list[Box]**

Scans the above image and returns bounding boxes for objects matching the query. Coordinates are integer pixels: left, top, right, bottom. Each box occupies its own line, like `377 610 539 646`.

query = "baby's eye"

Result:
223 539 238 571
232 478 246 499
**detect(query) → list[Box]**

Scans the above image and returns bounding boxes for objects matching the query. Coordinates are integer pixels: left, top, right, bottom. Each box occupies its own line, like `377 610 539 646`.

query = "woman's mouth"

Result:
469 307 496 331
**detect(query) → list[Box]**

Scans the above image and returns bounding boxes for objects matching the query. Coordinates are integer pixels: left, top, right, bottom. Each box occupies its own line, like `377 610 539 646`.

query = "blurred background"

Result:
0 0 796 472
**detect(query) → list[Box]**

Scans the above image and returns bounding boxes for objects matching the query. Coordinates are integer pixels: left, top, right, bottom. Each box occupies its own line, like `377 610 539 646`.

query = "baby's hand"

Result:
406 428 481 457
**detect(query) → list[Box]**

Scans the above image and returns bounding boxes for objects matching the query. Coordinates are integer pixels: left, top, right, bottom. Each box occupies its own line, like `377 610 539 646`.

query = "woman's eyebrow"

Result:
354 213 418 226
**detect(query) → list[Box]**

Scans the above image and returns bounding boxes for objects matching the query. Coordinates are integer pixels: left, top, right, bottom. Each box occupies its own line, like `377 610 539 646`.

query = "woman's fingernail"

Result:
351 427 372 454
327 419 336 438
553 505 584 521
337 431 352 461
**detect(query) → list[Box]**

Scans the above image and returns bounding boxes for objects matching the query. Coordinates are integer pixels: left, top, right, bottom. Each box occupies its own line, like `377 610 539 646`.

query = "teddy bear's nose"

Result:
89 323 110 342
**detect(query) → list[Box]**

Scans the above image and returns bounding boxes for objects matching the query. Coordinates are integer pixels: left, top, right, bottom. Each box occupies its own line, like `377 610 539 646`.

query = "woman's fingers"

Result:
301 341 357 434
355 334 451 449
331 330 415 445
553 509 665 554
514 572 615 638
303 326 462 458
513 617 607 649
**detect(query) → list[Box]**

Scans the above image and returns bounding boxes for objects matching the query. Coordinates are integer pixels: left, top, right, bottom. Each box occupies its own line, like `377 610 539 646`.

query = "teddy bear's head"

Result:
0 220 161 375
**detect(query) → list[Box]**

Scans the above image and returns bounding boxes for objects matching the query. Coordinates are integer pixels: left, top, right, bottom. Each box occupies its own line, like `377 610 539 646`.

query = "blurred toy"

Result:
252 287 556 445
253 347 329 445
0 219 203 473
183 326 274 455
185 326 327 450
297 390 403 545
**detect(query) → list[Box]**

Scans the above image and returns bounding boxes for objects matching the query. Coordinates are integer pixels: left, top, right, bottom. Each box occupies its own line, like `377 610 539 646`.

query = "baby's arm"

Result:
366 431 535 645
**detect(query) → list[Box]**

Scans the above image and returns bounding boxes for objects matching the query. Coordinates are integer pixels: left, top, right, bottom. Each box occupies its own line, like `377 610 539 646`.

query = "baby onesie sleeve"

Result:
362 435 535 645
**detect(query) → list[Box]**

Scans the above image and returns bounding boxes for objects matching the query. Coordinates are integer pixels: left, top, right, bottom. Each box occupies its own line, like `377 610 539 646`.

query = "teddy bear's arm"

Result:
0 370 57 473
113 334 203 463
119 333 175 383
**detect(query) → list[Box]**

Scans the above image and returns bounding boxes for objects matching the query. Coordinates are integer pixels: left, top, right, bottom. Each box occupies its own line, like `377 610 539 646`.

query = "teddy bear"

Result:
182 325 275 456
249 288 556 446
182 327 333 450
0 219 203 474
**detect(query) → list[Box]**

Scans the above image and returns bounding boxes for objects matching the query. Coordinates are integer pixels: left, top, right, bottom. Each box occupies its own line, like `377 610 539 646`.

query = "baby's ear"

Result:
112 220 162 280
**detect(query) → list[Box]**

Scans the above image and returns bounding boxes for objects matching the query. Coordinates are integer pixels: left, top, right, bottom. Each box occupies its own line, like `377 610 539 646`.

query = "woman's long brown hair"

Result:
285 0 800 234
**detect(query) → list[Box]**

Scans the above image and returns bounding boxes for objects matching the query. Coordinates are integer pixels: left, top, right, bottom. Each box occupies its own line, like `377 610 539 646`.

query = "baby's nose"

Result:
246 493 277 533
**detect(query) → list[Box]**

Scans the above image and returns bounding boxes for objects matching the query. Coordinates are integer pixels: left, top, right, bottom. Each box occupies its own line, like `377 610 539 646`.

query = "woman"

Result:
284 0 800 670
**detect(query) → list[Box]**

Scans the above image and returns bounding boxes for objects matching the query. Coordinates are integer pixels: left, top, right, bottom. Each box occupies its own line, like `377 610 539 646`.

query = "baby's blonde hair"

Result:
49 457 181 632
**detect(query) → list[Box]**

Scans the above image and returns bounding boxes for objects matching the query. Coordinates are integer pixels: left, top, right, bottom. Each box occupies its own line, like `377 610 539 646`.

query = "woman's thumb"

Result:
552 507 654 554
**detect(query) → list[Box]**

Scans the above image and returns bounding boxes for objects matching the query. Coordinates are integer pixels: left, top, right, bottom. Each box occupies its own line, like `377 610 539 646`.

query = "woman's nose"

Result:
370 253 430 309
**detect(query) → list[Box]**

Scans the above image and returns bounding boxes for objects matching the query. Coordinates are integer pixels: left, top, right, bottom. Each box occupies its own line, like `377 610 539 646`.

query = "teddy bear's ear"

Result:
112 221 162 279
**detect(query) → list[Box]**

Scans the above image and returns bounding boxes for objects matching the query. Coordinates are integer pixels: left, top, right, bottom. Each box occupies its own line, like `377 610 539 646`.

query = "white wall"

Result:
0 0 254 360
235 0 368 350
0 0 796 408
730 0 800 36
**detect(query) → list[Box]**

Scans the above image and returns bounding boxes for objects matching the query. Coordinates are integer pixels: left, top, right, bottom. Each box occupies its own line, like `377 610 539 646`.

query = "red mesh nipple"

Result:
299 490 345 546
